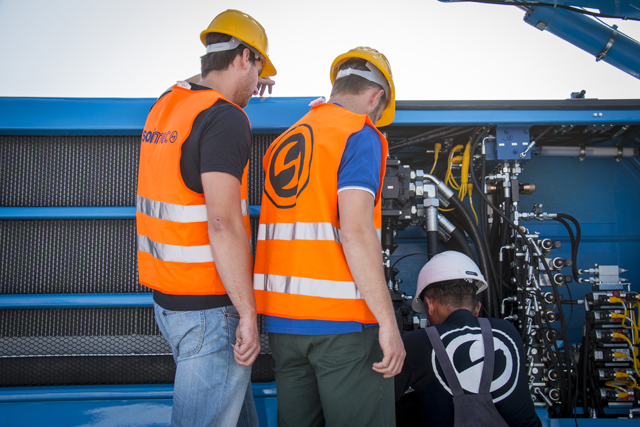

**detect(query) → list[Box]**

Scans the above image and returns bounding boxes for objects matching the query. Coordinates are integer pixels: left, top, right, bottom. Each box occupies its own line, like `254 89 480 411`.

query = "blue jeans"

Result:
154 303 259 427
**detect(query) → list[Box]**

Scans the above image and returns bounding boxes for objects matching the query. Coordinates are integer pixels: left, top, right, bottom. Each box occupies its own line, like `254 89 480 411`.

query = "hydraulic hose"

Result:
427 231 439 260
424 172 498 316
447 195 496 317
556 213 581 282
426 205 439 259
448 228 476 261
469 135 575 416
438 213 477 263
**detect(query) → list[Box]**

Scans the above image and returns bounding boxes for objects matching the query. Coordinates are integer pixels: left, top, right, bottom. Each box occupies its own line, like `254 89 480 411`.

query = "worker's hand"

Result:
373 323 406 378
233 316 260 367
256 77 275 96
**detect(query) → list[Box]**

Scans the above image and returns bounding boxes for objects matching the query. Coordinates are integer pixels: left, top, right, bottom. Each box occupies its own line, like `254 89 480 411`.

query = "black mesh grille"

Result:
0 308 274 386
0 136 140 207
0 219 142 294
1 132 278 387
248 135 275 205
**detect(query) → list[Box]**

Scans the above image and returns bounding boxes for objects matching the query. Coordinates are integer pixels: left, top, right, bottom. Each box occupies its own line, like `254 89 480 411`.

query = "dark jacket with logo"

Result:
395 309 541 427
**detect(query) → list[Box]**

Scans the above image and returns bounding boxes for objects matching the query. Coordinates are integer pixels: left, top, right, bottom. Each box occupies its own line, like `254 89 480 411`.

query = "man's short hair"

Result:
422 279 478 310
330 58 388 108
201 33 259 79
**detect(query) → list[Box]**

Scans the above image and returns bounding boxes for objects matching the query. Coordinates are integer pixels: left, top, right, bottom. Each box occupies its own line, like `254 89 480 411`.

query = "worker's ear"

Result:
369 88 384 108
236 48 252 71
424 297 434 317
473 301 482 317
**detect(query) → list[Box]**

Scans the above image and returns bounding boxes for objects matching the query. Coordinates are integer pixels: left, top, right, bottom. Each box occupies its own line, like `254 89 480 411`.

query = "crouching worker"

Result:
395 251 541 427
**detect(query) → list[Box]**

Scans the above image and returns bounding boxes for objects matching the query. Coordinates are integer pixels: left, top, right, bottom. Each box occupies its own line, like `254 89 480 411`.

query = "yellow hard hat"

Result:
330 47 395 127
200 9 276 77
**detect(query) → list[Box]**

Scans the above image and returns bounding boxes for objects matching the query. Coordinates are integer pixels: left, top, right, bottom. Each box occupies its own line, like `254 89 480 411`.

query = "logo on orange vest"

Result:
264 124 314 209
142 129 178 144
432 326 520 403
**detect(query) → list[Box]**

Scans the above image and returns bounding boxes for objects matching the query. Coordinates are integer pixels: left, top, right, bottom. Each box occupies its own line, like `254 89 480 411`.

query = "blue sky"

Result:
1 0 639 100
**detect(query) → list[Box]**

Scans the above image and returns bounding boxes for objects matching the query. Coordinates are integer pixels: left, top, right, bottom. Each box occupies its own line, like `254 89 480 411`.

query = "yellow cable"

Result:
430 143 441 175
611 298 640 333
468 183 478 225
614 372 638 389
613 332 634 349
460 141 471 194
445 147 464 191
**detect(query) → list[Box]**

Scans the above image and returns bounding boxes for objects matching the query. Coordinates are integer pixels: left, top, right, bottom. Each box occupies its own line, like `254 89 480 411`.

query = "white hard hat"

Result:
411 251 488 313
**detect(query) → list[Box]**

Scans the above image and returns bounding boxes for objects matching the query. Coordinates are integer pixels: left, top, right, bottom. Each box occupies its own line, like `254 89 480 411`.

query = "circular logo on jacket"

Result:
431 326 520 403
264 124 314 209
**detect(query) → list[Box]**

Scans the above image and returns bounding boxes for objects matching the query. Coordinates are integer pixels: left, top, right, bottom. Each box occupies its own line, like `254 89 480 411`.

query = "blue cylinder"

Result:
524 6 640 79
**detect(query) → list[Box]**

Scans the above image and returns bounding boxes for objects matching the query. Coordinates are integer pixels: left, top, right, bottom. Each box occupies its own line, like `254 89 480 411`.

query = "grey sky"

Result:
1 0 639 100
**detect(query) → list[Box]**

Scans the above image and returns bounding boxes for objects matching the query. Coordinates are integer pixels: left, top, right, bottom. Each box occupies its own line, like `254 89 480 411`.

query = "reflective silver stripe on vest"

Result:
137 235 214 263
241 199 249 217
254 273 362 300
376 228 381 242
136 196 207 223
257 222 342 243
137 196 250 223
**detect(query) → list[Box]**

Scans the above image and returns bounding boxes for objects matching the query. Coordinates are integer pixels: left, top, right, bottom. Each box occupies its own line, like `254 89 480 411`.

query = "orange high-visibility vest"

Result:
136 86 251 295
253 103 388 323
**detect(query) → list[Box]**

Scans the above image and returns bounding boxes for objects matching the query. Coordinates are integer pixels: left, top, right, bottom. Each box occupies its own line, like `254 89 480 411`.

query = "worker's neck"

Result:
328 94 369 116
426 298 478 325
198 71 237 103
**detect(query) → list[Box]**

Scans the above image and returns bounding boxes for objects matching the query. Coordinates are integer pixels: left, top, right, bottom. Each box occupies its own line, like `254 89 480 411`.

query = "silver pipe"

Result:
426 206 438 232
538 146 639 158
423 174 455 200
438 213 456 235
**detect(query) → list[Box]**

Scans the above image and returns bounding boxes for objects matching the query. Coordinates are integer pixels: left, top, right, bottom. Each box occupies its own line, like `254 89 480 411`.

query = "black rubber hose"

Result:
427 231 439 259
447 228 476 261
447 195 496 316
555 218 578 282
488 210 501 255
468 136 574 409
497 197 512 304
479 150 490 242
557 213 581 282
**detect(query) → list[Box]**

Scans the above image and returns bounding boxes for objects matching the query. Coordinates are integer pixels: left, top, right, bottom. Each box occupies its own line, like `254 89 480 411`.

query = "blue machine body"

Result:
1 96 640 426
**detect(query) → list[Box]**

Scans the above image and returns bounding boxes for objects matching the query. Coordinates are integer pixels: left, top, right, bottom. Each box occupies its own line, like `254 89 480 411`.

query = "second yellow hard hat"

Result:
330 47 395 127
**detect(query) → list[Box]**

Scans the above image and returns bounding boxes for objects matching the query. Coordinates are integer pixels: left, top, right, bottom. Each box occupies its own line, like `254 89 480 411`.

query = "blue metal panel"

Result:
0 384 278 427
0 206 261 219
392 108 640 126
2 98 640 135
0 97 155 136
0 293 153 309
244 97 316 133
495 126 532 160
0 206 135 219
0 97 316 135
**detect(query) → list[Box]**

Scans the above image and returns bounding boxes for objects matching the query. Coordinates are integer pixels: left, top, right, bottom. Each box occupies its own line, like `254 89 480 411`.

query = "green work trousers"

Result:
269 325 395 427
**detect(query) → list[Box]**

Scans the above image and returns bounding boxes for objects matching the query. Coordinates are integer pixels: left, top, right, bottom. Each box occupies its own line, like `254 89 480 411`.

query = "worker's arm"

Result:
338 189 406 378
202 172 259 367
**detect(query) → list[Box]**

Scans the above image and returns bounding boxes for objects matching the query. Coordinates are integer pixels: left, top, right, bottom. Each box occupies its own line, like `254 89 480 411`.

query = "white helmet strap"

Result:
336 61 390 101
206 37 261 60
206 37 242 53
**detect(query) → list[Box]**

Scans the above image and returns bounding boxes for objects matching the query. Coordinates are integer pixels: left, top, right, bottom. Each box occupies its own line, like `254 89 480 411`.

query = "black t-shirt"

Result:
395 309 542 427
153 83 252 311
